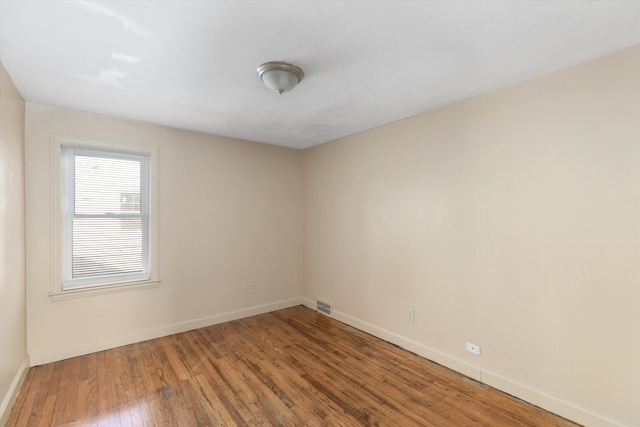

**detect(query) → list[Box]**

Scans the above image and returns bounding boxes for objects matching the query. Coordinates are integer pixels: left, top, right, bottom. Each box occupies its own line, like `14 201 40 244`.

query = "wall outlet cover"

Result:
465 341 481 356
406 308 415 322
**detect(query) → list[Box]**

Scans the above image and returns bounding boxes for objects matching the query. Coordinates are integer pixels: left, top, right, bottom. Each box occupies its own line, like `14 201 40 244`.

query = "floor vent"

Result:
317 300 332 316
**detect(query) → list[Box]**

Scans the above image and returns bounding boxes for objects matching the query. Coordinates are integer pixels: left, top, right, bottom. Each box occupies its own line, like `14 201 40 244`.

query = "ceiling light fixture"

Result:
257 61 304 94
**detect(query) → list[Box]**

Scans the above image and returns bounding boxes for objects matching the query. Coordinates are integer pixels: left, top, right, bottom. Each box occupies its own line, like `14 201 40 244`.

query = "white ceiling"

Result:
1 1 639 149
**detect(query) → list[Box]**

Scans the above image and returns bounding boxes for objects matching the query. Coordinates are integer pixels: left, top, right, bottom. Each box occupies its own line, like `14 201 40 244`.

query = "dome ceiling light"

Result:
257 61 304 94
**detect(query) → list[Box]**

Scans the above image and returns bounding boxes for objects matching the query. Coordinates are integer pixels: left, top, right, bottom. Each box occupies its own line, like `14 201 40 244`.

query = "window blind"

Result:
62 146 150 289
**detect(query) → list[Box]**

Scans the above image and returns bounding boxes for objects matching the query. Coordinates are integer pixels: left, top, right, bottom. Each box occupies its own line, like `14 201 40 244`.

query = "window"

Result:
51 137 158 299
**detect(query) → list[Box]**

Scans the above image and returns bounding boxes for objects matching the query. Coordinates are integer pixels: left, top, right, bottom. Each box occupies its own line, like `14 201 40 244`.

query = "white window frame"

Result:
50 136 160 301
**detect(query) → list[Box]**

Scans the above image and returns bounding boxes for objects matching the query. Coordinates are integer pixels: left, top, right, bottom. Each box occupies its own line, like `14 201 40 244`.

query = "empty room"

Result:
1 1 639 426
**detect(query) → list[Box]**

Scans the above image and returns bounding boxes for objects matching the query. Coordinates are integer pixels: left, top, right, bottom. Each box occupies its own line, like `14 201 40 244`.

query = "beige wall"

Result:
25 103 303 364
303 45 640 427
0 63 28 425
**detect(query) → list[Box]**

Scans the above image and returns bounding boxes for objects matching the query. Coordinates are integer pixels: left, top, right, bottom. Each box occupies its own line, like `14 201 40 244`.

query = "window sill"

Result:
49 279 161 301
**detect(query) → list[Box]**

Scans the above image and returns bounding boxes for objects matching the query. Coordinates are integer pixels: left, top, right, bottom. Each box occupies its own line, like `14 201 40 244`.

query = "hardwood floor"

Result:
8 306 579 426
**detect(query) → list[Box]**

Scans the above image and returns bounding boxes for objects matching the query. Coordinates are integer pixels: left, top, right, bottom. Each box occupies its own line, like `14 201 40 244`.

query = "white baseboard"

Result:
0 356 30 427
301 298 626 427
480 371 627 427
29 297 303 366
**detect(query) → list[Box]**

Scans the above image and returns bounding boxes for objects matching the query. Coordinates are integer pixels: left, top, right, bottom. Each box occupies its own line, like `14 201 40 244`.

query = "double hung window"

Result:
51 137 158 298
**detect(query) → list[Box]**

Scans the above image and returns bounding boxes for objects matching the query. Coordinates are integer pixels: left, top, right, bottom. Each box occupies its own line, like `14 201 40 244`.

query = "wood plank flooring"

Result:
8 306 580 426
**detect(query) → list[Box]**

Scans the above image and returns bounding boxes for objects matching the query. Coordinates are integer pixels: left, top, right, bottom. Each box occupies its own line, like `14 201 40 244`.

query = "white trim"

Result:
29 297 303 366
0 356 30 426
481 371 629 427
48 279 161 301
307 298 481 381
301 297 626 427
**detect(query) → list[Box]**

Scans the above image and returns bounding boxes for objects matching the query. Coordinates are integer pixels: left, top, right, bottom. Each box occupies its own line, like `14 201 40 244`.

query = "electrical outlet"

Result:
406 308 415 322
249 284 256 293
465 341 481 356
